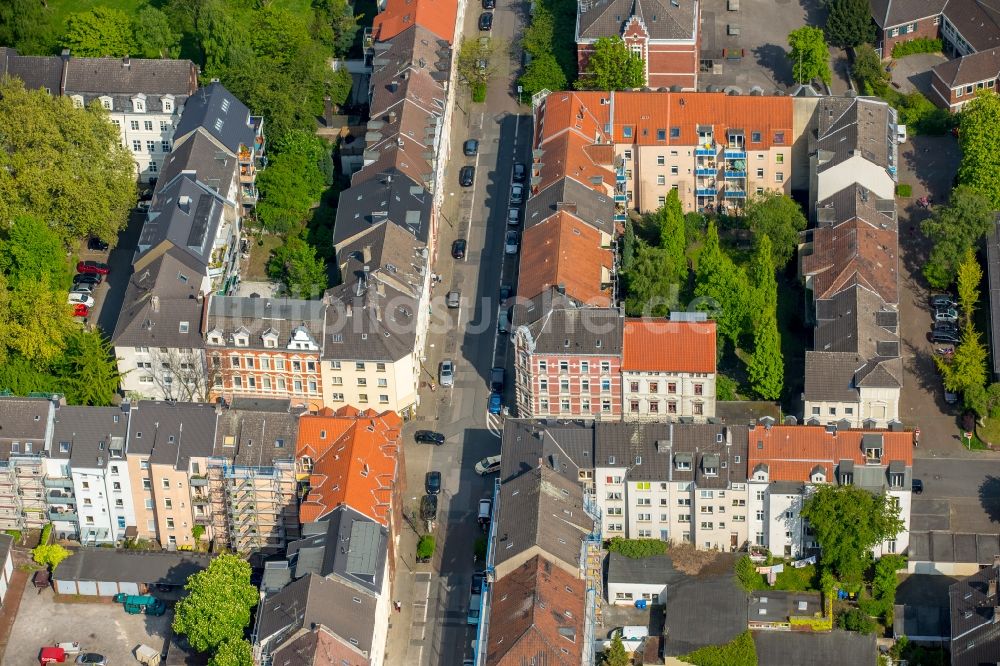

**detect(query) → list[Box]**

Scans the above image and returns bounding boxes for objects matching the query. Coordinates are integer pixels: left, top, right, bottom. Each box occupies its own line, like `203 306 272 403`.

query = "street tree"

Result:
921 185 993 288
801 485 905 587
744 192 808 269
956 247 982 329
63 7 136 57
519 53 567 98
133 6 181 58
824 0 876 48
173 554 259 654
747 309 784 400
788 26 832 85
457 37 498 91
936 324 988 405
958 90 1000 208
208 638 253 666
657 189 688 285
577 37 645 90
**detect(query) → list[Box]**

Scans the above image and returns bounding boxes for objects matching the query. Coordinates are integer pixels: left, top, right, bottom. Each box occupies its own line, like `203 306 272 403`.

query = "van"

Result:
897 124 907 143
467 593 482 624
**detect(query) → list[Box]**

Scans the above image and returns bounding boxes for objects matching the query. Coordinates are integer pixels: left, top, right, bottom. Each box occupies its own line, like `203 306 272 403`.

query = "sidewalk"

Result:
385 500 435 665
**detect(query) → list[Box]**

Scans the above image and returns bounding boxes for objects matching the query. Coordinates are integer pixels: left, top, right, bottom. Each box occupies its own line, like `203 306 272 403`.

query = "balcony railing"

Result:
49 510 78 522
43 478 73 490
46 491 75 504
190 476 209 487
725 171 748 179
724 148 747 158
724 190 747 198
239 166 256 183
696 188 717 197
695 146 716 156
241 187 259 205
695 168 717 176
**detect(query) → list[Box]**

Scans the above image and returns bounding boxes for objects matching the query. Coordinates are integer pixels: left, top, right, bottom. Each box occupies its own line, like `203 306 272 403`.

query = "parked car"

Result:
475 454 501 475
488 392 502 415
482 0 495 8
463 139 479 156
478 498 492 525
471 572 485 595
75 655 108 666
425 471 442 495
447 291 461 309
912 479 924 494
499 284 512 302
507 208 520 225
933 322 959 334
498 307 510 333
67 293 95 308
489 366 505 392
467 592 482 624
420 494 438 522
72 303 90 318
934 307 959 323
73 272 103 286
452 238 467 259
459 165 475 187
70 284 94 296
504 230 519 255
86 237 109 251
478 11 493 30
415 430 446 445
512 162 526 182
930 293 957 309
439 359 455 387
931 329 960 344
510 183 524 204
945 388 958 404
76 260 110 275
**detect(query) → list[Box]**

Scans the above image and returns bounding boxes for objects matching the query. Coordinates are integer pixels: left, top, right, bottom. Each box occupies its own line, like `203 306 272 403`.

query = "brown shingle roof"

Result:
933 47 1000 87
518 211 613 306
801 217 898 304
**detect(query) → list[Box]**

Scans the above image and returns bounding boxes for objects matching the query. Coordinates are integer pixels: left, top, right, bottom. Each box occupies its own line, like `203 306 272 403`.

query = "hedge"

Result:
679 630 757 666
891 38 943 58
471 81 487 103
896 183 912 197
607 537 668 559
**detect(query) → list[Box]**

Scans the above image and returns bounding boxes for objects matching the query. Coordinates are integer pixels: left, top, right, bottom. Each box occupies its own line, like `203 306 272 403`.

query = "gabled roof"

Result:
755 630 877 666
577 0 698 42
126 401 218 468
533 130 616 193
369 38 448 120
206 296 326 353
950 561 1000 666
518 211 613 306
173 82 256 155
523 177 615 236
868 0 947 28
933 47 1000 87
297 408 402 525
369 24 451 86
140 174 228 267
63 55 197 96
943 0 1000 52
286 506 388 596
0 397 53 459
814 286 899 360
622 319 717 373
801 217 898 304
53 549 212 585
814 97 896 173
370 0 458 44
499 419 596 485
517 307 623 355
334 217 427 287
485 555 586 666
334 169 432 247
323 270 421 363
52 406 129 470
804 350 902 403
0 48 63 93
156 131 239 201
272 626 372 666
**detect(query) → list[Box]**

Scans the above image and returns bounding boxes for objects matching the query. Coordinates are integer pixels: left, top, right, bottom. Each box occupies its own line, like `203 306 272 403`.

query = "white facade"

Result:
804 385 901 429
621 371 717 421
607 579 667 605
320 354 419 416
117 347 210 402
72 457 137 545
43 455 79 540
0 539 12 605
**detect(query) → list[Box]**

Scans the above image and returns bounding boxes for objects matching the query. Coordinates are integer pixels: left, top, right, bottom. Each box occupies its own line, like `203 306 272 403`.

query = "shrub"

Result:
39 523 52 546
32 543 71 570
735 555 765 592
4 530 21 543
474 536 487 560
679 630 757 666
836 607 877 634
471 81 487 103
417 535 435 560
891 38 943 58
607 537 668 559
896 183 912 197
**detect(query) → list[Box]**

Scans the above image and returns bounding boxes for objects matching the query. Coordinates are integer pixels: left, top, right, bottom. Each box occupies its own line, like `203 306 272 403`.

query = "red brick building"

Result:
576 0 700 90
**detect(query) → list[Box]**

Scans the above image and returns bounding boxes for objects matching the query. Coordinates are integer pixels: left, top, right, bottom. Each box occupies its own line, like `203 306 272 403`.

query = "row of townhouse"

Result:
0 48 199 181
868 0 1000 110
499 418 913 562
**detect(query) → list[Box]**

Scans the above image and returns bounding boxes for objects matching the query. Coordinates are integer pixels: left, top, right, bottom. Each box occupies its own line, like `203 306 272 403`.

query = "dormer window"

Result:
674 453 692 471
133 96 146 113
100 97 113 110
702 454 719 477
810 465 826 484
163 96 174 113
264 337 277 348
862 434 883 463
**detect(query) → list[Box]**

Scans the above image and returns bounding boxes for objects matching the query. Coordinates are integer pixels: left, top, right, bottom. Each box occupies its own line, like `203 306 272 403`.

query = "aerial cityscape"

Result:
0 0 999 664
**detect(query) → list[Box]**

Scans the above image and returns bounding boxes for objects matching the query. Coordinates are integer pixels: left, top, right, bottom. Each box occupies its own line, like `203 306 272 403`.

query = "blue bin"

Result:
635 599 647 609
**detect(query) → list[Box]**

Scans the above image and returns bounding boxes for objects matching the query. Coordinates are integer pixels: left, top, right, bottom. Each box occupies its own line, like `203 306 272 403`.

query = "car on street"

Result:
463 139 479 156
478 498 492 525
67 292 95 308
415 430 446 445
510 183 524 204
420 494 438 522
452 238 467 259
76 655 108 666
439 359 454 387
425 471 441 495
478 11 493 30
490 366 505 392
933 322 959 334
70 284 94 296
912 479 923 494
72 303 90 318
77 260 110 275
460 165 475 187
513 162 526 182
488 392 502 414
447 290 461 309
482 0 495 8
467 592 482 624
472 573 485 594
931 329 960 344
475 454 501 475
504 230 519 254
73 272 103 286
499 284 512 302
498 307 510 334
507 207 520 225
930 294 957 309
87 237 109 251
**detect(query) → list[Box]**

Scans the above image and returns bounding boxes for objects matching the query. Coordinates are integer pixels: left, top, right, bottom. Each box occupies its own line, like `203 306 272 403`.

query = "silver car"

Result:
510 183 524 204
507 207 520 225
447 291 461 308
440 359 454 387
504 230 519 255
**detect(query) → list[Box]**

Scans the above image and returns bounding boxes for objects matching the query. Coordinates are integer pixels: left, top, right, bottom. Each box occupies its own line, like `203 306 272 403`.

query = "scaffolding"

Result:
0 455 47 531
207 457 297 555
582 492 604 665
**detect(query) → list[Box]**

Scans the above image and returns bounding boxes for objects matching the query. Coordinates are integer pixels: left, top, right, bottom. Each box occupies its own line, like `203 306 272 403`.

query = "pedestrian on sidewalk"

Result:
394 600 402 613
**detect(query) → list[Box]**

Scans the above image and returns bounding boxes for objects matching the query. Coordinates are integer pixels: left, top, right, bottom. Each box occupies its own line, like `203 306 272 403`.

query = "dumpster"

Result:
135 644 161 666
634 599 648 609
40 648 66 664
114 594 166 616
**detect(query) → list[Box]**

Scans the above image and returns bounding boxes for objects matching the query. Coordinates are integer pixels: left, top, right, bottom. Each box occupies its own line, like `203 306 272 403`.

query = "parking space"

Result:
911 458 1000 533
7 585 172 666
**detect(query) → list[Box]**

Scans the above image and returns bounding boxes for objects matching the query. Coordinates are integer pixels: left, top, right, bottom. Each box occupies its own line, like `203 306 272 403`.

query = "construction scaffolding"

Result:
582 491 604 666
0 455 47 531
207 457 298 555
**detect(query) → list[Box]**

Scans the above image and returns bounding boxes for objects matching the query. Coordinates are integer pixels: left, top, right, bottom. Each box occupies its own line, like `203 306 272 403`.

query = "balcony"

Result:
191 495 209 505
44 478 73 490
724 170 748 179
241 186 258 205
724 190 747 198
190 476 209 487
724 148 747 159
695 146 716 156
614 194 627 203
239 165 256 184
46 491 76 504
238 148 253 164
613 213 627 223
696 188 717 197
695 168 717 177
49 510 78 522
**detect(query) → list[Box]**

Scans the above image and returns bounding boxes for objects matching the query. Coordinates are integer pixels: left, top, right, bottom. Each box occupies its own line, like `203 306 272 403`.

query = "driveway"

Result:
911 458 1000 534
889 52 949 98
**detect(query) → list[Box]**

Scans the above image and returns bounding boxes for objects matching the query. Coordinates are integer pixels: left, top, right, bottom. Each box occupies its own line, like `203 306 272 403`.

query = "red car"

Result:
76 260 110 275
72 303 90 317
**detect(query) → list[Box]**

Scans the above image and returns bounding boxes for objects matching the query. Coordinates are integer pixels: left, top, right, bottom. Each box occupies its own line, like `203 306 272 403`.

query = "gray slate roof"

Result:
323 271 420 363
518 307 623 355
815 182 896 231
52 406 129 470
126 401 218 469
156 131 239 202
607 551 674 585
944 0 1000 52
523 177 615 236
140 175 227 267
499 419 596 485
0 397 53 460
663 570 748 656
950 562 1000 666
333 169 432 247
754 630 876 666
814 97 897 173
868 0 948 28
173 82 256 154
0 48 63 93
578 0 698 41
814 286 899 360
803 349 902 402
335 219 427 290
53 549 213 585
933 47 1000 87
206 296 325 352
212 401 299 465
63 56 197 96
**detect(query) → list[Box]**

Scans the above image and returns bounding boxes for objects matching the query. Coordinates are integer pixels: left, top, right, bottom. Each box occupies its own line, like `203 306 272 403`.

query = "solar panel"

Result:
346 521 380 578
187 195 214 248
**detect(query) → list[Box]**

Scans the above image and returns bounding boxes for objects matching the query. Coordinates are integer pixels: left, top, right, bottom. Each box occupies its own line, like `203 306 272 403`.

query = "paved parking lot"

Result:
6 585 172 666
911 458 1000 533
889 52 949 98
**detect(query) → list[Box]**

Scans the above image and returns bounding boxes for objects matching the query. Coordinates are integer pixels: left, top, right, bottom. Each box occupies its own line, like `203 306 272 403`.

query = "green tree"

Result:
173 554 259 654
209 638 253 666
133 7 181 59
268 235 329 299
0 78 136 245
311 0 360 57
679 631 757 666
5 276 76 364
0 0 55 55
603 634 630 666
695 222 751 349
519 53 567 98
870 555 906 625
747 234 777 329
0 215 71 292
623 241 679 317
744 192 808 269
837 607 877 634
936 325 988 410
457 37 497 90
748 309 784 400
788 26 832 85
328 68 353 107
824 0 876 48
32 542 71 570
921 186 993 288
658 189 688 284
958 91 1000 208
956 247 982 329
735 555 764 592
256 131 330 233
55 330 121 406
801 485 904 588
851 44 889 95
577 37 645 90
63 7 136 57
522 6 554 56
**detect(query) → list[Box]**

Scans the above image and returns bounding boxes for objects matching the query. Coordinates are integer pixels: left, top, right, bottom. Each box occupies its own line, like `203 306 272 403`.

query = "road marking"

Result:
486 412 503 437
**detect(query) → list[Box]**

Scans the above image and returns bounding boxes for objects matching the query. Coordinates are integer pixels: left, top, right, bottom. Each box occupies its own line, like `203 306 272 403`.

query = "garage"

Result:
53 549 213 597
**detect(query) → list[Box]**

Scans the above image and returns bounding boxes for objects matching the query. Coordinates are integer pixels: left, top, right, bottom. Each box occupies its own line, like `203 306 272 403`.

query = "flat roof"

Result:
53 549 213 585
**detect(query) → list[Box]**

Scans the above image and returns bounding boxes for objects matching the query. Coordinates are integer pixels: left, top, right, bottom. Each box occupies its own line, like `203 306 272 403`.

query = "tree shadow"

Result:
979 476 1000 523
751 44 794 88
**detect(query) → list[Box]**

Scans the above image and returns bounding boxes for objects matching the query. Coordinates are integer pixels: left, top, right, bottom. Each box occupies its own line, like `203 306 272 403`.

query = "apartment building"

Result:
125 401 218 549
621 318 717 421
747 423 913 558
949 559 1000 666
0 397 55 532
369 0 458 44
208 399 301 555
205 296 326 410
575 0 700 90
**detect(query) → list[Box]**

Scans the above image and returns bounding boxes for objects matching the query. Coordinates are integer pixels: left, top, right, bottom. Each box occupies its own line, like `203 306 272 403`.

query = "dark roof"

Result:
815 183 896 231
257 574 378 659
517 307 623 355
174 82 256 154
111 246 207 348
607 551 675 584
368 35 447 119
943 0 1000 52
156 132 239 201
0 397 53 458
0 48 63 93
933 48 1000 88
271 627 372 666
803 350 902 402
951 562 1000 666
577 0 698 41
334 219 427 292
323 272 420 363
126 401 218 469
63 55 197 96
869 0 948 28
814 286 899 359
52 406 129 469
750 590 823 623
663 569 748 656
714 401 782 424
140 175 227 267
814 97 897 173
206 296 325 353
909 532 1000 564
523 177 615 236
499 419 596 485
894 603 951 640
285 506 388 597
212 402 299 465
754 630 876 666
53 549 213 585
334 169 432 247
369 24 451 89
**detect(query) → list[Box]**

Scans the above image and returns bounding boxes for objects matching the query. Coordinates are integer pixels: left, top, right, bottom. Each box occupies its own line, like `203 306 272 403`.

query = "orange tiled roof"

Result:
622 319 717 373
297 407 402 525
371 0 458 45
747 425 913 482
533 131 616 193
517 211 613 306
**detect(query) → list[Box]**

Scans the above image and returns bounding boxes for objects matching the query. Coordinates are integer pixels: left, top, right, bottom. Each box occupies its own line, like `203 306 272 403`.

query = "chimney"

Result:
537 457 544 469
990 578 997 599
123 56 130 68
388 111 398 124
178 195 191 215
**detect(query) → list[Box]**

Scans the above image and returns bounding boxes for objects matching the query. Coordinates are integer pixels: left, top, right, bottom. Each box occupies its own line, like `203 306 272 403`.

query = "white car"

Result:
507 208 520 225
510 183 524 204
504 230 519 255
475 454 501 476
67 292 95 308
440 359 454 387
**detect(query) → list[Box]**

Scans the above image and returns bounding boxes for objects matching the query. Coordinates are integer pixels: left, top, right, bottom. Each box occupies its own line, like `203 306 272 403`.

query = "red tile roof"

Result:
747 425 914 482
622 319 717 373
800 218 899 304
297 407 402 525
518 211 613 306
371 0 458 44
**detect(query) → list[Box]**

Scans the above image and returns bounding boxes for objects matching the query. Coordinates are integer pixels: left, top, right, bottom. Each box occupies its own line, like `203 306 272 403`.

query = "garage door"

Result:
0 577 7 601
118 582 140 595
97 581 118 596
55 581 77 595
76 581 98 596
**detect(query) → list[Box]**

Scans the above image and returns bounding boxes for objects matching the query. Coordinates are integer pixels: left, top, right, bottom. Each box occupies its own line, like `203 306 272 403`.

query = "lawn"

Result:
245 235 283 281
772 563 820 592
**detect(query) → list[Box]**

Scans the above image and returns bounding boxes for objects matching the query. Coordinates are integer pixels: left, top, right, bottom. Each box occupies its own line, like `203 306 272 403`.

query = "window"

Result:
694 384 703 396
679 514 690 523
751 131 761 143
148 161 158 173
649 401 659 414
166 518 175 529
580 361 589 373
101 98 112 110
130 120 140 131
160 120 170 131
670 127 680 138
775 172 784 183
356 362 365 371
636 482 650 491
560 399 570 412
359 394 368 403
357 377 367 386
667 382 676 393
649 381 658 393
112 481 121 491
774 132 785 144
670 165 679 175
142 120 153 131
142 478 152 490
656 129 666 141
775 153 784 164
560 379 570 392
582 397 591 411
144 499 154 509
623 126 633 138
756 168 764 178
602 399 612 413
657 174 666 185
165 498 173 509
581 379 590 392
146 140 156 152
657 155 665 166
132 140 142 151
538 360 548 372
601 361 610 373
162 478 170 489
162 140 171 152
658 196 666 205
601 378 611 391
540 398 550 412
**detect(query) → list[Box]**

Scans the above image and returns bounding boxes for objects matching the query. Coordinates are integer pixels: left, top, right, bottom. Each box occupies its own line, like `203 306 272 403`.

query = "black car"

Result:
930 293 957 309
912 479 924 495
490 366 505 392
420 494 438 521
463 139 479 156
933 322 959 333
482 0 495 8
471 572 485 594
452 238 467 259
73 272 103 286
479 11 493 30
460 165 475 187
932 329 960 344
415 430 446 445
87 237 110 251
512 162 526 182
425 471 442 495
